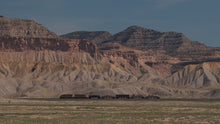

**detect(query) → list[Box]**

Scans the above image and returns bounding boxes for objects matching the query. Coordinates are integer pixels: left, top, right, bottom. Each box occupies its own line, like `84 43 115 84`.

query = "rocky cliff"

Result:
0 36 100 64
0 17 220 98
0 16 57 38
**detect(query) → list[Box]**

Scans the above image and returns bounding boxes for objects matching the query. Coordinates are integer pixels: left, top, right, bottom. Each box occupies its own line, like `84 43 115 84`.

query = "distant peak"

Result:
125 25 157 32
128 25 143 29
127 25 146 30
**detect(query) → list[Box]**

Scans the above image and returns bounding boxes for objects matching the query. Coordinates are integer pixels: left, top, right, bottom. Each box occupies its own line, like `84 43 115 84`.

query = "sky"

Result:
0 0 219 47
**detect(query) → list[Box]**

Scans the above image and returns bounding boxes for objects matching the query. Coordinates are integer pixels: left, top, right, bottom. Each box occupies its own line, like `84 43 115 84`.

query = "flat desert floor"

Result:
0 98 220 124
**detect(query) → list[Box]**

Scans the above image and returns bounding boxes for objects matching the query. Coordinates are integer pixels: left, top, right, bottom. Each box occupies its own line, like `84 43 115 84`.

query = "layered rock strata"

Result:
0 16 220 98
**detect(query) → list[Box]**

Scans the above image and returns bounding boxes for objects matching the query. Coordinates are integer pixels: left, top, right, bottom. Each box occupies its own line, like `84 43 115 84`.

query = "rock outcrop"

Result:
0 16 57 38
0 36 100 64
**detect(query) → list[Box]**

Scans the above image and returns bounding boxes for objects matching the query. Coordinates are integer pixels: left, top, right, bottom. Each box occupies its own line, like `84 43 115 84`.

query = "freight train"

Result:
59 94 160 100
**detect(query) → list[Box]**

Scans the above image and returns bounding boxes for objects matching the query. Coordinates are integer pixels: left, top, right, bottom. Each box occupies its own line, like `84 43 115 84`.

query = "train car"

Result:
73 94 88 99
146 94 160 99
116 94 130 99
101 95 115 99
59 94 73 99
131 94 145 99
89 95 101 99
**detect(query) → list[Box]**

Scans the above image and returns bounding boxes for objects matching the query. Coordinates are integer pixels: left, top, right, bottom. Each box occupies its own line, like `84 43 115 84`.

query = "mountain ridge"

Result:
62 25 220 61
0 16 220 98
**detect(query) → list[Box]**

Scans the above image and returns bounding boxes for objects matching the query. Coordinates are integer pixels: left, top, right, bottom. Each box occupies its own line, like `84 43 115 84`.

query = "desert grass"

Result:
0 99 220 124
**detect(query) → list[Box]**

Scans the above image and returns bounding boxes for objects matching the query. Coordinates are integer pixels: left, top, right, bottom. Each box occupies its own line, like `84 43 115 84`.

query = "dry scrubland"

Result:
0 99 220 124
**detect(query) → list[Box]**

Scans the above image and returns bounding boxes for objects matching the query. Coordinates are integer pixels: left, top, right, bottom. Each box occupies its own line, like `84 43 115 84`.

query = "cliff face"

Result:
0 36 100 64
0 16 57 38
0 17 220 98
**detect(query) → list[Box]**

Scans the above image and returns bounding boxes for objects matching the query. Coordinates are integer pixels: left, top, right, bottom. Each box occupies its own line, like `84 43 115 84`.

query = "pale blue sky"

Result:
0 0 219 46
